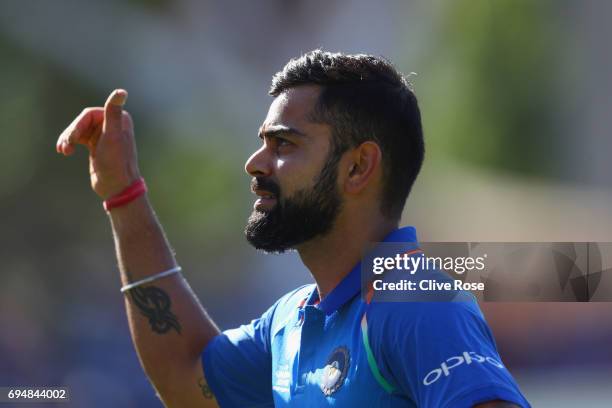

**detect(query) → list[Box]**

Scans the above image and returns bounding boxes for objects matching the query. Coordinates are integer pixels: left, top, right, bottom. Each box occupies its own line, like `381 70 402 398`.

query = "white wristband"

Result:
120 266 182 293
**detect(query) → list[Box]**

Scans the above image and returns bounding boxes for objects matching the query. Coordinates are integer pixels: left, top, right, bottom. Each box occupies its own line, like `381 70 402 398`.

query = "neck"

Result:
296 212 398 299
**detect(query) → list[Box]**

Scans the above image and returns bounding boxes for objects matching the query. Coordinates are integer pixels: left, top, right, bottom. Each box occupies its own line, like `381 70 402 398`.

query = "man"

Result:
56 50 530 407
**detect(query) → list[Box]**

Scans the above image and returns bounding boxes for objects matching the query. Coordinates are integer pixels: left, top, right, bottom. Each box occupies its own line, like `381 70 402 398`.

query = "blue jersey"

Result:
202 227 530 407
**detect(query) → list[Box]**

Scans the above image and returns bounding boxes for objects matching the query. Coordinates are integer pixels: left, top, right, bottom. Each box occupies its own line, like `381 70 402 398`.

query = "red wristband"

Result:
103 178 147 211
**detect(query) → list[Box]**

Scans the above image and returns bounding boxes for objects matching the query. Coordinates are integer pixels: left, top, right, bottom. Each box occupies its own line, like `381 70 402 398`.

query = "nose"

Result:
245 144 273 177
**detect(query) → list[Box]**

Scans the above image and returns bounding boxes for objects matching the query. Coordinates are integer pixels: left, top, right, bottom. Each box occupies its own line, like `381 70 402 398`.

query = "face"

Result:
244 85 344 253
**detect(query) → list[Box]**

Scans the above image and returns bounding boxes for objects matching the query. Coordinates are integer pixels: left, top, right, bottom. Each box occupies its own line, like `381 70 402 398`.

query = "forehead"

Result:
262 85 321 131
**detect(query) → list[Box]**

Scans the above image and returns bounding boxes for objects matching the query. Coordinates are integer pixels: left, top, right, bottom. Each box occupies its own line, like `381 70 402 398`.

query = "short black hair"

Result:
270 49 424 220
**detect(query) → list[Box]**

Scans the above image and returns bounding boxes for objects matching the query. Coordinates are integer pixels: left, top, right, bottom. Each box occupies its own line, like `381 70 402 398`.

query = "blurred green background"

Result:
1 0 612 406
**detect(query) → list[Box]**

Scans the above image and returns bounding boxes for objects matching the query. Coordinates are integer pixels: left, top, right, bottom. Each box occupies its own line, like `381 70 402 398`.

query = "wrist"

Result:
103 177 148 212
94 165 142 200
107 192 153 232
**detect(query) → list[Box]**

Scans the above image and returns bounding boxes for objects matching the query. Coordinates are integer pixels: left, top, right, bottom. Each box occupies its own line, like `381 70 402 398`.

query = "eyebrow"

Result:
258 125 306 139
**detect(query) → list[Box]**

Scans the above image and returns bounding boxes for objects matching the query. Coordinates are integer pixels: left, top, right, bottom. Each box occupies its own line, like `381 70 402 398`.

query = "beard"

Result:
245 151 343 253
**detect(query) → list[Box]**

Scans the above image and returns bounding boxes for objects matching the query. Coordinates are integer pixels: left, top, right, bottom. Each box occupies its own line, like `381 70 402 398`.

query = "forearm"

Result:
57 90 219 406
109 193 219 406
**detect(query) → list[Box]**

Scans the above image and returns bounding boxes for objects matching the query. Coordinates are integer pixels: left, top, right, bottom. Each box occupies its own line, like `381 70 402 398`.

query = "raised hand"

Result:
56 89 141 199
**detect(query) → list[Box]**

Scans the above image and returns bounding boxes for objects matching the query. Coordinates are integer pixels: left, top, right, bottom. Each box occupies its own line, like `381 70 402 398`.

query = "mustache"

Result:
251 177 281 196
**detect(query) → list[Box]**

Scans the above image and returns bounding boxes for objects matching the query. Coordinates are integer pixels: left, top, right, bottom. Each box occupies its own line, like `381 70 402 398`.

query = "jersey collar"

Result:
306 226 418 315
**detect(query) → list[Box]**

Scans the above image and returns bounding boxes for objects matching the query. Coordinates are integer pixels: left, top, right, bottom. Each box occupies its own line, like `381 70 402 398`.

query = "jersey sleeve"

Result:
201 286 309 408
202 303 279 407
367 300 531 408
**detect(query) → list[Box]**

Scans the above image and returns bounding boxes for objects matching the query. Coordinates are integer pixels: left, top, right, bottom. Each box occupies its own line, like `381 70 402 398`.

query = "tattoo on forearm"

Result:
128 284 181 334
198 377 214 399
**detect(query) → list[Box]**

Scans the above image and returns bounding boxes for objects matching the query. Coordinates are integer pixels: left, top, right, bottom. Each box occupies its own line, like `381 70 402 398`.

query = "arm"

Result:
57 90 219 407
110 194 220 407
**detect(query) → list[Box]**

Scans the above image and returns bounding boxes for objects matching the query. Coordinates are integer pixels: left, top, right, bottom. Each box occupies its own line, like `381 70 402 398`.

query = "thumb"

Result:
103 89 128 135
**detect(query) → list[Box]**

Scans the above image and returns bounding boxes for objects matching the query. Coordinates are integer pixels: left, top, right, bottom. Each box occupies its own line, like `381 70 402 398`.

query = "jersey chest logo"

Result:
321 346 350 396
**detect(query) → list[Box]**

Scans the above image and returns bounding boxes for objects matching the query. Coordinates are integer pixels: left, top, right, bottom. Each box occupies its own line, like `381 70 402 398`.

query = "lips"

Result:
251 178 280 210
253 195 277 211
251 188 278 210
252 187 277 199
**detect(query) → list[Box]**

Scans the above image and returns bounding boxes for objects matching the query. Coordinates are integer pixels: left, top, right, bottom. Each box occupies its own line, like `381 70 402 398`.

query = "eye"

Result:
277 137 292 147
272 136 295 152
263 134 295 153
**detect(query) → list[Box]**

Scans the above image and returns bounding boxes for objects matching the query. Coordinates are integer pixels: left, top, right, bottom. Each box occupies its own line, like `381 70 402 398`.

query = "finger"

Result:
57 107 104 155
87 120 104 155
103 89 128 136
58 116 99 155
64 119 101 156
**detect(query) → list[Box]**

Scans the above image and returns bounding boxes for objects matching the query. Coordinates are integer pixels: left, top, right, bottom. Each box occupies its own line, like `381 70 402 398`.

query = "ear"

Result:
343 141 382 195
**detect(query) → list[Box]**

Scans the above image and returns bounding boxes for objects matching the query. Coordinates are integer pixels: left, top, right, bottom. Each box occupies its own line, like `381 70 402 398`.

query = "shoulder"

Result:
362 300 500 392
368 295 484 321
365 299 492 347
214 284 314 353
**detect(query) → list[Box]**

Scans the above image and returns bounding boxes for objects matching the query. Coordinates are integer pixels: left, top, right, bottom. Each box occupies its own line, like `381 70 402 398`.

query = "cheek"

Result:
275 156 318 196
276 157 287 169
275 148 317 174
275 159 297 196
